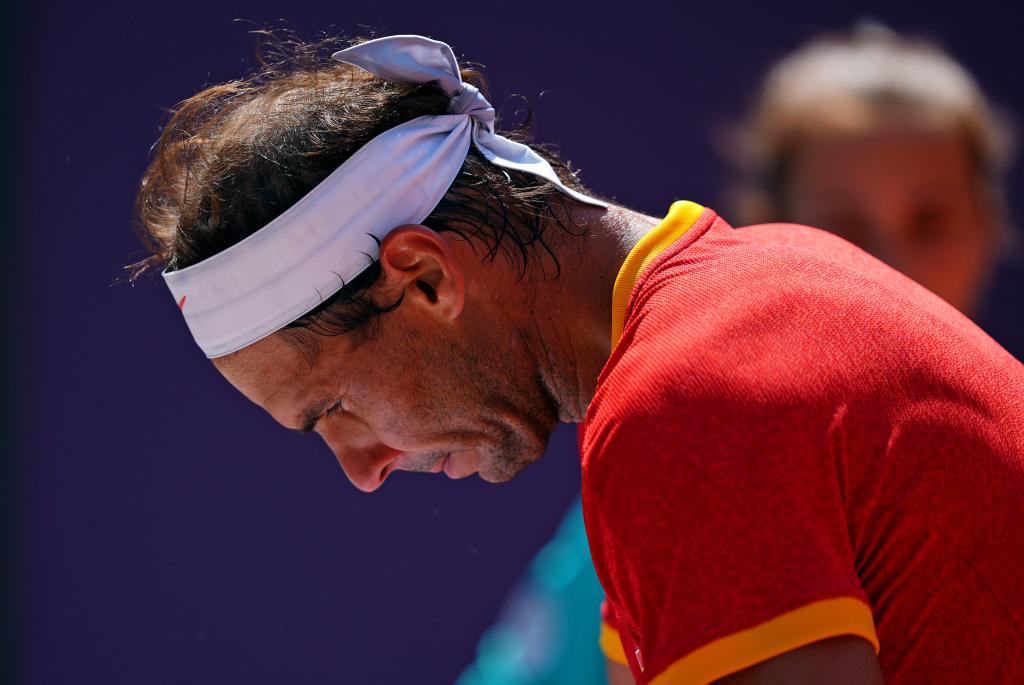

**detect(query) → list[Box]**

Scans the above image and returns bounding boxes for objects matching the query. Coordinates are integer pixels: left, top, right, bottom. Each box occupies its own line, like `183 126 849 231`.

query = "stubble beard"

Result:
470 354 560 484
431 306 561 484
476 428 542 482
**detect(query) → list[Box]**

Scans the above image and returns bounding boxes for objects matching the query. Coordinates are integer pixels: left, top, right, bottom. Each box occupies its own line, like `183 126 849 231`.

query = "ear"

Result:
377 225 466 322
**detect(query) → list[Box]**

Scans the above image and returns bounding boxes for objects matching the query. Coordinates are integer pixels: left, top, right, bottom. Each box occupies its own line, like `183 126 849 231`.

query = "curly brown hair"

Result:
132 31 597 347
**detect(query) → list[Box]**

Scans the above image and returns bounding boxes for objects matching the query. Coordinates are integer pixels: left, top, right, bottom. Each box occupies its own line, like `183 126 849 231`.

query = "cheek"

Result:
356 315 506 431
352 363 465 436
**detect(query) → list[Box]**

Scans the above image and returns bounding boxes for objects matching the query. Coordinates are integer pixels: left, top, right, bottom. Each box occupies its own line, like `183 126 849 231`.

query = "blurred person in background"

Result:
459 23 1020 685
730 23 1019 351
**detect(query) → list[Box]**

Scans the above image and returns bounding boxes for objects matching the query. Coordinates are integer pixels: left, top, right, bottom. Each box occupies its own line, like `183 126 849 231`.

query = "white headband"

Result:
163 34 607 358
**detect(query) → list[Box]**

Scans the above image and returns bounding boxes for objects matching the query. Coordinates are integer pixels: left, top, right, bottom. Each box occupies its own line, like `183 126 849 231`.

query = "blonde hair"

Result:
728 23 1015 227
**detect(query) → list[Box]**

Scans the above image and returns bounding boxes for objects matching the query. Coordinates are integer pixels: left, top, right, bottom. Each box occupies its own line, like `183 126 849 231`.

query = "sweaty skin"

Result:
212 200 884 682
214 205 650 491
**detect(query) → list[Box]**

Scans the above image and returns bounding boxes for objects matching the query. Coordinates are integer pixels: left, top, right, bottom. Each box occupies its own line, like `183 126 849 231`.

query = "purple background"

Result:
8 2 1023 684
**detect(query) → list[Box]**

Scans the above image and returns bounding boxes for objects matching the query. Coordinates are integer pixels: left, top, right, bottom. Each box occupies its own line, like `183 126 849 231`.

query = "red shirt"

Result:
582 202 1024 684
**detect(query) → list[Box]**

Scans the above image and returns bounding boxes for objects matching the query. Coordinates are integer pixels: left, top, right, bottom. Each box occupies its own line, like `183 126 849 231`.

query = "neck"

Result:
528 201 660 423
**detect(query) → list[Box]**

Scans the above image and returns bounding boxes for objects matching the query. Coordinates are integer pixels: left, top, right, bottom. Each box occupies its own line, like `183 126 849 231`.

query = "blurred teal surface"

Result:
456 497 607 685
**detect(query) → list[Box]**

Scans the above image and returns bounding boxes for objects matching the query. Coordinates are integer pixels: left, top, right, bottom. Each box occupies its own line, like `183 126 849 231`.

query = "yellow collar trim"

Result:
610 201 704 347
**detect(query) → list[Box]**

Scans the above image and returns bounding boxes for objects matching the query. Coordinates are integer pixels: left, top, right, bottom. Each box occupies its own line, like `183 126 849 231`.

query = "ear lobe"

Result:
378 225 465 321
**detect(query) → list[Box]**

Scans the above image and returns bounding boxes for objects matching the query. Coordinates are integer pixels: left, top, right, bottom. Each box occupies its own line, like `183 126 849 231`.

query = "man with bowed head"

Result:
459 25 1024 685
133 34 1024 684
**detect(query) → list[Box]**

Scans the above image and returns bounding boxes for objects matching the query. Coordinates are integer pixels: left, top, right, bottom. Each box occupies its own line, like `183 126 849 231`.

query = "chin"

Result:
474 409 557 483
479 440 547 483
478 460 530 484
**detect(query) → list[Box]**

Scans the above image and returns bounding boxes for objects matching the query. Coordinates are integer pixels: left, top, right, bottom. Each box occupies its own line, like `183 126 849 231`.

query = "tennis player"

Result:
465 24 1024 685
132 35 1024 684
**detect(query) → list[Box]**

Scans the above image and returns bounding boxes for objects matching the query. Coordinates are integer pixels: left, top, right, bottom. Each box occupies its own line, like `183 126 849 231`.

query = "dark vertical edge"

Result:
2 0 28 682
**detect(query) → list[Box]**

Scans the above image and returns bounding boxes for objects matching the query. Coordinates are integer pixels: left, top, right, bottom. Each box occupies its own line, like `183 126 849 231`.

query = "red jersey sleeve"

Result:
582 385 879 684
599 599 631 666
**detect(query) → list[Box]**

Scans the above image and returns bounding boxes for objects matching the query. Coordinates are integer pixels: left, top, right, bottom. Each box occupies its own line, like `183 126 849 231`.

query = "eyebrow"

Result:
298 398 331 434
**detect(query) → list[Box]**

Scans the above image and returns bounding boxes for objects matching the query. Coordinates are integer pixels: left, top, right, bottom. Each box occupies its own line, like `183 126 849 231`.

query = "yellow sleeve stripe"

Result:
600 622 630 665
650 597 879 685
610 200 705 348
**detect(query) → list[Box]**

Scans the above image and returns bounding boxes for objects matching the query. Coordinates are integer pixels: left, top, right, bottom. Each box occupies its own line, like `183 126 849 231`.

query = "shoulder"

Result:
606 212 1021 414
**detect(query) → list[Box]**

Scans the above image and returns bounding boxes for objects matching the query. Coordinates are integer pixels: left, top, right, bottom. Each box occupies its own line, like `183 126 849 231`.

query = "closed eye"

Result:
298 397 348 434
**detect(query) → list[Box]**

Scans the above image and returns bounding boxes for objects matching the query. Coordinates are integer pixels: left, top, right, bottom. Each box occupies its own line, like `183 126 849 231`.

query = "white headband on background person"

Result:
162 34 607 358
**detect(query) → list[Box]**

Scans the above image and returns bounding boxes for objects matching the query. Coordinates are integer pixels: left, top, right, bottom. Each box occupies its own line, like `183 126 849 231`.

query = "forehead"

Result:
791 127 976 196
796 127 971 172
212 333 331 413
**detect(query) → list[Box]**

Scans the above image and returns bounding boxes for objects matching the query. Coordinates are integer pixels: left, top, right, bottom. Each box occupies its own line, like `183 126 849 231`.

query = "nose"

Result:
337 444 404 492
318 417 402 493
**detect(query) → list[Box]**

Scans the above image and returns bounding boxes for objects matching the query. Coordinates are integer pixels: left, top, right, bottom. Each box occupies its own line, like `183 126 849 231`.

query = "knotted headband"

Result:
163 34 607 358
